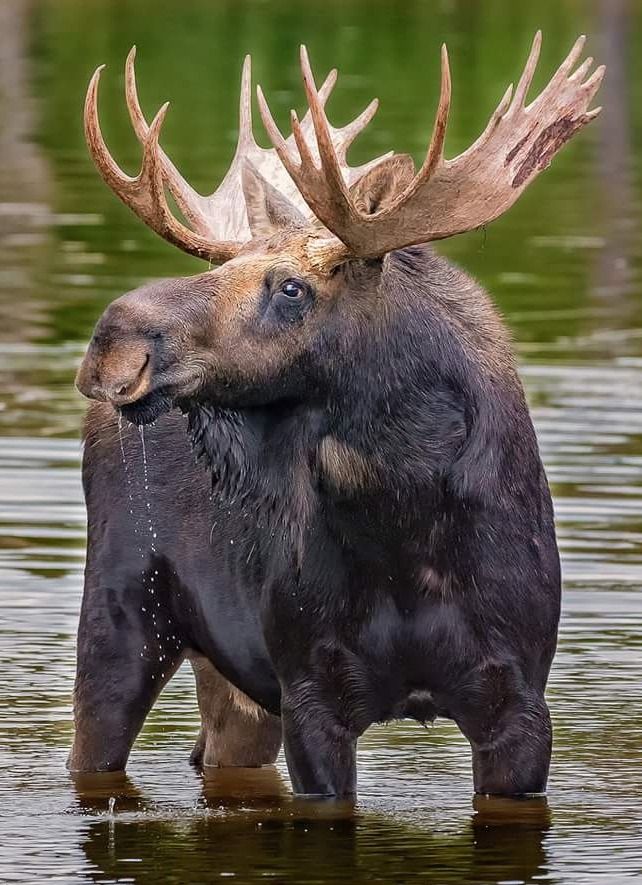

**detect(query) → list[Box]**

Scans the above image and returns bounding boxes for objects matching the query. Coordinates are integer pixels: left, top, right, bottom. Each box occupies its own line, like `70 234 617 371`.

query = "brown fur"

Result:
189 655 281 768
317 436 379 494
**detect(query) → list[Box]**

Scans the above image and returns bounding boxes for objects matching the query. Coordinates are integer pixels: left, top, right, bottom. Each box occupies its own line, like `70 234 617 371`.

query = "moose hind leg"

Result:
454 661 552 796
189 655 281 768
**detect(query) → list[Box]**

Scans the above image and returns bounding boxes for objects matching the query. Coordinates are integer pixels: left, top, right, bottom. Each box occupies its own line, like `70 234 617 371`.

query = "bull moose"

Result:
71 33 603 797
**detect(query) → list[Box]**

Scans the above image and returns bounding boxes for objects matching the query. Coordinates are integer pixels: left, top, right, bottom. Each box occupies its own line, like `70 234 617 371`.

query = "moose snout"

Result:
76 340 152 405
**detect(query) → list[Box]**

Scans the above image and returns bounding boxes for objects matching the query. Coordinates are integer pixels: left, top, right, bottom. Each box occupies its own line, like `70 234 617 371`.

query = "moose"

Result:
71 33 603 798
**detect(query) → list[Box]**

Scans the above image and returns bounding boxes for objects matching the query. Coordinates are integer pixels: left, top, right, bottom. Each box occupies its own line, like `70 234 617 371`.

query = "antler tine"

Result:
510 30 542 112
85 66 137 194
419 44 452 176
384 43 451 210
582 64 606 103
299 46 352 200
317 68 339 106
569 55 593 82
140 102 183 230
138 104 240 260
124 46 213 235
283 66 337 152
290 109 318 170
334 98 380 162
256 85 301 177
84 63 239 262
237 54 256 149
471 82 514 151
124 47 146 141
556 34 587 80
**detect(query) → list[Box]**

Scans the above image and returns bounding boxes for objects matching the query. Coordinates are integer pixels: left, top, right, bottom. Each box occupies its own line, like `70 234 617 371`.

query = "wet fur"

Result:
71 245 560 796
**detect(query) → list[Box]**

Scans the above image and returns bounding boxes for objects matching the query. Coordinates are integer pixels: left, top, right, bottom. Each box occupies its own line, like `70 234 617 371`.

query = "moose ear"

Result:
349 154 416 216
242 161 306 237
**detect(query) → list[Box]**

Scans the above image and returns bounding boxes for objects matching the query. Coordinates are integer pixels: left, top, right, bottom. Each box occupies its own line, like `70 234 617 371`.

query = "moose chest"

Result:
218 493 479 729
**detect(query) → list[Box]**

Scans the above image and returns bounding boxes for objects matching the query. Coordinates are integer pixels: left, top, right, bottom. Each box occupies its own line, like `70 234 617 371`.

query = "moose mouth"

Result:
119 385 175 425
117 365 205 425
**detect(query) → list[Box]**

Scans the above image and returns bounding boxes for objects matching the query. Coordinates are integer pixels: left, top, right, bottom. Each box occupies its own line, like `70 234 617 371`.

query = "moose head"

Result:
76 34 603 426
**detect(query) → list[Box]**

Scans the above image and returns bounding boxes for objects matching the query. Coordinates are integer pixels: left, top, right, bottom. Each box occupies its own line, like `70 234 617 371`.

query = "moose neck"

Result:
187 248 536 550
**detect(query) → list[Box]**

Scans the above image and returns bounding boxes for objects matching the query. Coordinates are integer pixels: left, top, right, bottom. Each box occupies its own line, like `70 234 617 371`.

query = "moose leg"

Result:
280 691 357 798
68 568 184 772
188 654 282 767
454 661 552 796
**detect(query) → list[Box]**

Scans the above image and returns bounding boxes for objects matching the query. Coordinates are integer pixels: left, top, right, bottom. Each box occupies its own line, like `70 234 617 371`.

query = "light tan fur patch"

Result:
318 435 378 493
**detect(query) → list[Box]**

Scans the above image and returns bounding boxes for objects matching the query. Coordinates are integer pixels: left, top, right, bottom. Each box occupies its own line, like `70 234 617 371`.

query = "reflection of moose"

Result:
72 34 603 797
72 768 551 884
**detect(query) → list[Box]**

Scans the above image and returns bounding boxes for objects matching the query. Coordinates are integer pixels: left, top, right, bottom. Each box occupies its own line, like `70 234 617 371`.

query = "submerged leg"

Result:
454 661 552 796
188 654 281 767
280 689 358 798
68 563 184 772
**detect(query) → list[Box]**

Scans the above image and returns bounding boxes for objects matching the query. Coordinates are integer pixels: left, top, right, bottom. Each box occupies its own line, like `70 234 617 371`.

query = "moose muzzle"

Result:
76 338 152 406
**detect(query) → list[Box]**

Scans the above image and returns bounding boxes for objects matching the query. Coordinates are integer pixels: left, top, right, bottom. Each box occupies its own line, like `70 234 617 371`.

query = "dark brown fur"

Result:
72 164 560 797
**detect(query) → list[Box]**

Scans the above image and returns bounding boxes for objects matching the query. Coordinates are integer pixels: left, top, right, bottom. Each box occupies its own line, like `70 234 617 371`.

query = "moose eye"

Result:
279 280 305 300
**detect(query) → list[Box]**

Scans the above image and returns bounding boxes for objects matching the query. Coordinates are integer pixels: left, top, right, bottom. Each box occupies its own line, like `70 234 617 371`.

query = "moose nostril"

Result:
106 353 151 403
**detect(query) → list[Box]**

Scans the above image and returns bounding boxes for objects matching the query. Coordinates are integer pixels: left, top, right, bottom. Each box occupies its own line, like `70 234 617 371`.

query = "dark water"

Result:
1 0 641 882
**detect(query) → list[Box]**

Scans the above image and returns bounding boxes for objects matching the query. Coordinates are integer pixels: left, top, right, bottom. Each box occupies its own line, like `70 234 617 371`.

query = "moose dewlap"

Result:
71 35 603 797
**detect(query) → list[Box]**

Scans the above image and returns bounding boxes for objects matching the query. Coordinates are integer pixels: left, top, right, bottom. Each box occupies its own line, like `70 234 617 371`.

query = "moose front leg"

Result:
281 690 358 798
188 654 282 768
68 572 184 772
454 662 552 796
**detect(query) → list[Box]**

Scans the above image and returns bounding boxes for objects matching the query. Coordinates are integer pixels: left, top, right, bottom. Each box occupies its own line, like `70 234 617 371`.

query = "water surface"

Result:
1 1 641 882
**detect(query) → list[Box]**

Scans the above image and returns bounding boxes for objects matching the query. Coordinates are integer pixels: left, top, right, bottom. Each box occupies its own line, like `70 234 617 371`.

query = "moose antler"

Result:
257 32 605 259
84 49 389 262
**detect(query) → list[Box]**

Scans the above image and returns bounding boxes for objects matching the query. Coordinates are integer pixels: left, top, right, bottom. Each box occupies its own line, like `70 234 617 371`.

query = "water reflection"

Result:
1 0 642 883
68 769 552 885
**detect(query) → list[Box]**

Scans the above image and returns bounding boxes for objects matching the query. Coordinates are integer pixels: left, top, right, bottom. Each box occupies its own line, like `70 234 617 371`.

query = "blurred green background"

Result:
2 0 641 369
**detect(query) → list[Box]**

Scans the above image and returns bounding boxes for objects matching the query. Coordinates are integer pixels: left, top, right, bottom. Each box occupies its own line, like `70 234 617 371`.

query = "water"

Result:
1 0 641 882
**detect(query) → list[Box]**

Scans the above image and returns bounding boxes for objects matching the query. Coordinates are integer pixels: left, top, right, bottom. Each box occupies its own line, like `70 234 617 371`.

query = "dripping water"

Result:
138 425 158 556
107 796 116 854
118 413 139 544
118 418 177 680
